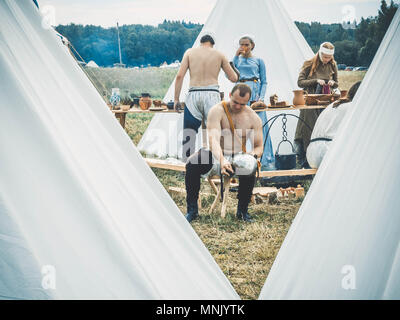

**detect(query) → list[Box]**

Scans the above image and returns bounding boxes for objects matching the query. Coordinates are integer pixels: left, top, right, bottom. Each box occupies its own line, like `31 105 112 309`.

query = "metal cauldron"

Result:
275 140 296 170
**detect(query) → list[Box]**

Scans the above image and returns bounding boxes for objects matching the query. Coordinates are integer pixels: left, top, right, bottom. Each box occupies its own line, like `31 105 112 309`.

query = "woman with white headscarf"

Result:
233 35 275 170
294 41 339 168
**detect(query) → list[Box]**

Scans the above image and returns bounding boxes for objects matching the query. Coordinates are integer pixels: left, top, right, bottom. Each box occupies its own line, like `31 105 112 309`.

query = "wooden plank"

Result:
221 176 231 218
210 178 239 188
111 104 328 114
252 187 278 196
259 168 317 177
258 105 328 112
112 107 177 114
207 177 219 194
145 158 186 172
145 158 317 176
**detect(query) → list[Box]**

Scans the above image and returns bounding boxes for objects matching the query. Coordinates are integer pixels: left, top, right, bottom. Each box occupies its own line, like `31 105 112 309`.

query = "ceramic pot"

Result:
133 98 140 106
139 93 152 110
167 101 174 110
293 90 307 105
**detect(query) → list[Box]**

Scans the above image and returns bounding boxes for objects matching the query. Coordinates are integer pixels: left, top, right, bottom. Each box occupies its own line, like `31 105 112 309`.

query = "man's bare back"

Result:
185 47 230 87
174 40 238 105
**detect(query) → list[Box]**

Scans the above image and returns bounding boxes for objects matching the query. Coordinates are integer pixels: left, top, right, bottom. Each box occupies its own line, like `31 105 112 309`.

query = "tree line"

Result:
56 0 398 68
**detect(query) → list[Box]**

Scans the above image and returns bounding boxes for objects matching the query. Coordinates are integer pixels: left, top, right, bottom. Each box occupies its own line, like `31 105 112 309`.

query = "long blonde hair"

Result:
304 42 336 77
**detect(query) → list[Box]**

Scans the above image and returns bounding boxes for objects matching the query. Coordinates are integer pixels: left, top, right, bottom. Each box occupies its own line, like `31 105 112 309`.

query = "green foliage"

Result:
56 2 397 68
56 20 202 67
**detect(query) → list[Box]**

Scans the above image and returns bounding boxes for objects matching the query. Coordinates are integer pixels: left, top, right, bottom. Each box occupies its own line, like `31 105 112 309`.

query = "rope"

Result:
66 43 110 102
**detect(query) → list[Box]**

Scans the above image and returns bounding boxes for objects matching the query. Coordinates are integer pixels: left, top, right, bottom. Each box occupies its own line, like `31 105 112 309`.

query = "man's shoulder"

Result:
245 107 262 126
185 48 194 55
244 105 257 116
210 101 224 114
207 102 225 125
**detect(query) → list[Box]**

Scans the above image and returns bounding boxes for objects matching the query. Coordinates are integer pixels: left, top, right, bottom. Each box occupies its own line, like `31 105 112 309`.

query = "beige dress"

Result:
294 61 339 152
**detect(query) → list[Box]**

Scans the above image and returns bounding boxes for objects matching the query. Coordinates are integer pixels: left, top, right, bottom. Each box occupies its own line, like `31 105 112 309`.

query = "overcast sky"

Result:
39 0 399 27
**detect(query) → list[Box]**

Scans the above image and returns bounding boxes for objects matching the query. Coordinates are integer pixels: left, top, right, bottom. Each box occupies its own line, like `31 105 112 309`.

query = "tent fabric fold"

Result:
0 0 239 300
259 9 400 300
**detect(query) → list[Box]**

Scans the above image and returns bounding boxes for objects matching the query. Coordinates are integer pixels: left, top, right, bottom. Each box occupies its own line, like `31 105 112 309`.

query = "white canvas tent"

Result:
259 8 400 300
0 0 239 300
86 60 99 68
138 0 314 159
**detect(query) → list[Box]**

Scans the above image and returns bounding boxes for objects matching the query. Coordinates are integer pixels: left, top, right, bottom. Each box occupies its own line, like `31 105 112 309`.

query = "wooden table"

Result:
112 107 177 128
111 104 329 129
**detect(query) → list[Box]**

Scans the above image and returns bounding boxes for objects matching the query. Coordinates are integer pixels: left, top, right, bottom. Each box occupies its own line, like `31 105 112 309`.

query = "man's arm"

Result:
221 54 239 83
174 50 189 109
250 114 264 159
207 105 234 175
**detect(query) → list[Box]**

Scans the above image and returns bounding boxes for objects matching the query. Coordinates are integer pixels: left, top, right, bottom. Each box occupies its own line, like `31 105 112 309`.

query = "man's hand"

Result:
317 79 326 86
174 101 182 113
221 159 234 176
328 80 335 87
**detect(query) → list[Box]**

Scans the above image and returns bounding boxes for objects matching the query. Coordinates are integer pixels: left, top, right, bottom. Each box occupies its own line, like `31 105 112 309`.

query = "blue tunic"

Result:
233 56 275 170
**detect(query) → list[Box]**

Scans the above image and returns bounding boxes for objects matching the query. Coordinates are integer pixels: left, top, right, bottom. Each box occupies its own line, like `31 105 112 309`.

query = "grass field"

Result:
86 66 366 101
95 68 366 299
84 66 178 100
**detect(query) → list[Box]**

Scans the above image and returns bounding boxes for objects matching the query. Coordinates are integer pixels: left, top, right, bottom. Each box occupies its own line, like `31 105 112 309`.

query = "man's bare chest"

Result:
220 115 252 138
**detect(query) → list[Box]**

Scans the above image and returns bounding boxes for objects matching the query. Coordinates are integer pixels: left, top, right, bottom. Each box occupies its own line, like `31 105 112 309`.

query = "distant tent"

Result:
259 8 400 299
86 60 99 68
0 0 239 299
138 0 314 159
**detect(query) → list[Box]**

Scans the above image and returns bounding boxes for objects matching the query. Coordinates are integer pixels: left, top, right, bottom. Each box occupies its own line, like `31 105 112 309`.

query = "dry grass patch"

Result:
338 70 367 90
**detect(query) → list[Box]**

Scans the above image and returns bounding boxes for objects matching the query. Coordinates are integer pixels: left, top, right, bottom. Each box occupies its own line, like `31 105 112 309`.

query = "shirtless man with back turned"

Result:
174 34 239 161
185 84 263 223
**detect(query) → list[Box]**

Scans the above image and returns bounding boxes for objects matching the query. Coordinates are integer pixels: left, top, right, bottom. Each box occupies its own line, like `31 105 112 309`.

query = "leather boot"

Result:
236 202 254 223
295 140 309 168
185 200 199 223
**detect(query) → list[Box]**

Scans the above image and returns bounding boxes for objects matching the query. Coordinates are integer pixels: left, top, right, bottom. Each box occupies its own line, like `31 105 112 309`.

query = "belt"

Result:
188 88 220 93
239 77 259 83
310 137 333 143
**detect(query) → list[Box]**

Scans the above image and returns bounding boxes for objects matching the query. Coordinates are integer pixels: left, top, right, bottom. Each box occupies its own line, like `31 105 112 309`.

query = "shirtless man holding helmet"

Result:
185 84 264 223
174 33 240 161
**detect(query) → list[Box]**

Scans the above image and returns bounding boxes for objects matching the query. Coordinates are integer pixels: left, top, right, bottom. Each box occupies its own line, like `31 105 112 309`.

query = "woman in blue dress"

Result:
233 35 275 170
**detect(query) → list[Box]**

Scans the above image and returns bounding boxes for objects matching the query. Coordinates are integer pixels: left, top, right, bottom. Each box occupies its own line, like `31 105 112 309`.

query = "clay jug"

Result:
340 90 348 98
139 93 152 110
293 90 307 105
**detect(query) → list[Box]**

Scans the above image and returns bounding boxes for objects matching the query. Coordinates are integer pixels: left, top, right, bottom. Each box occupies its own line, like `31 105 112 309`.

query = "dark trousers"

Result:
182 107 202 162
185 149 256 207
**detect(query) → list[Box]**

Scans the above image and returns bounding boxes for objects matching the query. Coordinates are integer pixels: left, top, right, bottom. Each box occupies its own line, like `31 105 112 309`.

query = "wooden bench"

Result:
145 158 316 218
